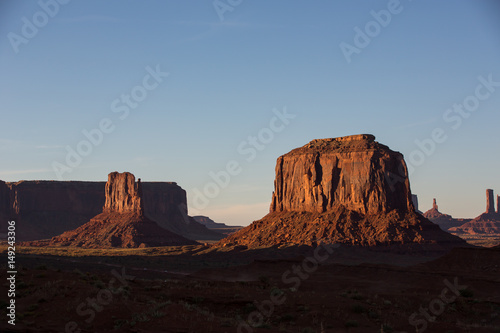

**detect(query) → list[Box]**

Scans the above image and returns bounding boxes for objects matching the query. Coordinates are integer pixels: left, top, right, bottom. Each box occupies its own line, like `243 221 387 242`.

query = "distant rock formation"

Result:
423 198 469 231
25 172 197 248
193 216 243 236
497 195 499 214
218 135 465 248
449 189 500 235
0 179 222 241
487 189 495 214
411 194 422 213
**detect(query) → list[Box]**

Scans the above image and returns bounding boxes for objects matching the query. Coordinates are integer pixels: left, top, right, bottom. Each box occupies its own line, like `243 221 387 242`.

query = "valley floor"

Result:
1 244 499 333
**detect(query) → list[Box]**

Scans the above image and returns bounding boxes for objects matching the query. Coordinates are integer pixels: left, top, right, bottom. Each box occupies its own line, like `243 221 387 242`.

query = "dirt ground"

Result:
1 244 499 333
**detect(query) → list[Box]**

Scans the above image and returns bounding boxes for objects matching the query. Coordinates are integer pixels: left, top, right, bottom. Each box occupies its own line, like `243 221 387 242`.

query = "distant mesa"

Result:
193 215 243 237
449 189 500 235
422 198 469 231
218 134 465 248
25 172 197 248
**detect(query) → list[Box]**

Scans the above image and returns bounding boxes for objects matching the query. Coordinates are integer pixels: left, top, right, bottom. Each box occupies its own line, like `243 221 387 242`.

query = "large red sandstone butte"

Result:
26 172 197 248
219 135 466 248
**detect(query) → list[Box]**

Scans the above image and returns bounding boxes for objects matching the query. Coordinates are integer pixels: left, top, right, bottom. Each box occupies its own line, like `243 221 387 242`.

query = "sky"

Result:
1 0 499 226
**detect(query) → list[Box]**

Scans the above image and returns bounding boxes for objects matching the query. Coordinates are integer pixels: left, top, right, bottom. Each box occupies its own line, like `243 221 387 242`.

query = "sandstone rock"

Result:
1 179 222 241
449 213 500 234
486 189 495 214
423 198 469 231
270 134 413 215
497 195 499 214
218 134 465 248
25 172 197 248
449 189 500 235
193 215 243 237
1 181 104 240
103 172 144 214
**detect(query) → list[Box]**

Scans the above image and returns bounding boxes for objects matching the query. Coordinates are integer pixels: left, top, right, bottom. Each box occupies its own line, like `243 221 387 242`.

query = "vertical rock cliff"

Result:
103 172 144 214
270 134 413 215
486 189 495 214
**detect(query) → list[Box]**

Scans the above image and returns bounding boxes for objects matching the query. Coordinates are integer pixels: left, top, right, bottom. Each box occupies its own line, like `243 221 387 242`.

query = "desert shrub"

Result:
381 323 393 332
351 304 367 314
280 313 295 322
459 288 474 298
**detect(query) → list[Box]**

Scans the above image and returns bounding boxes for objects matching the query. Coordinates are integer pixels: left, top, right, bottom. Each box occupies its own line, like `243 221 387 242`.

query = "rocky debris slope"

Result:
218 135 466 249
25 172 197 248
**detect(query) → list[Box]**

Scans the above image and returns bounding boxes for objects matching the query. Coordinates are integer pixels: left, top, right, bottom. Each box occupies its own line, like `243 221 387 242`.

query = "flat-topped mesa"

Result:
103 172 144 214
486 189 495 214
270 134 413 215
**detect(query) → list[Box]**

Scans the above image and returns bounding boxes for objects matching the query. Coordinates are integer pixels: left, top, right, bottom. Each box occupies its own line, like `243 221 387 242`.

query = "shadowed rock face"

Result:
270 134 413 215
487 189 495 214
25 172 197 248
219 135 466 249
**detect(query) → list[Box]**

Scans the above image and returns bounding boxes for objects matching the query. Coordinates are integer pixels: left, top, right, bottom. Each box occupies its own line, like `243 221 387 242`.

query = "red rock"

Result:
449 213 500 234
423 198 469 231
270 134 413 215
103 172 144 214
486 189 495 214
497 195 500 214
218 134 465 248
449 189 500 235
25 172 197 248
0 179 222 241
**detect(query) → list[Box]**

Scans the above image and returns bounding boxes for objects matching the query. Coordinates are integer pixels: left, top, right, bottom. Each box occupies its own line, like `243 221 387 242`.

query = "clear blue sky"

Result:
1 0 499 225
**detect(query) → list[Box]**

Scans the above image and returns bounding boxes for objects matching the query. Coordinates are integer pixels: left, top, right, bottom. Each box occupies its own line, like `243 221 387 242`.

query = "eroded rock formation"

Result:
1 179 222 241
270 134 413 215
487 189 495 214
25 172 197 248
498 195 500 214
103 172 144 214
219 135 465 248
449 189 500 235
423 198 469 231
